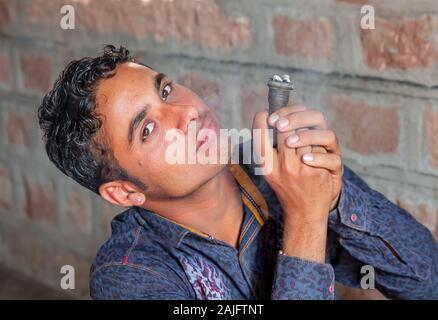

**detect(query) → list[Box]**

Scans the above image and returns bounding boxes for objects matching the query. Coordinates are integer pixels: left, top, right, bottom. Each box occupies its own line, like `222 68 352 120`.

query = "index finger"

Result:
268 104 307 126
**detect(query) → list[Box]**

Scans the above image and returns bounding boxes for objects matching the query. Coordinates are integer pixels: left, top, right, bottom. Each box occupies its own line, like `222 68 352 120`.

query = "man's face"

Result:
95 62 226 202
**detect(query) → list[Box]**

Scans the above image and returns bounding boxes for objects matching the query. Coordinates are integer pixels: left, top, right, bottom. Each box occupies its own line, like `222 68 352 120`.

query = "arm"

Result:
252 107 339 300
255 103 437 299
270 219 335 300
90 263 194 300
327 166 438 300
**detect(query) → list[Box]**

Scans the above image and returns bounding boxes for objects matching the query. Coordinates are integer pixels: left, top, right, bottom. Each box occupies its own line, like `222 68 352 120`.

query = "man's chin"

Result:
187 162 228 193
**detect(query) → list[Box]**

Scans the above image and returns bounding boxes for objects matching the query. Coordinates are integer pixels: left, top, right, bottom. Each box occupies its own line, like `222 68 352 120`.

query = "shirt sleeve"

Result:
270 253 335 300
327 165 438 300
90 263 194 300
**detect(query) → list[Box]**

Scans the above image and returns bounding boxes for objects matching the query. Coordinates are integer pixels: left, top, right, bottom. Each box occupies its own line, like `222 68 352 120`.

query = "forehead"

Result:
95 62 157 107
94 62 158 146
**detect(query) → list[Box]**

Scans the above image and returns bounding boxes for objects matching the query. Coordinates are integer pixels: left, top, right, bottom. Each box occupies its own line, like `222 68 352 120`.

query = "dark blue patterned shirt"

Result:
90 159 438 300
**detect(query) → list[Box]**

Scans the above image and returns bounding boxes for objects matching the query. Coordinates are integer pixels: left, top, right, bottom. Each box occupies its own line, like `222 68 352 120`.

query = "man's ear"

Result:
99 181 146 207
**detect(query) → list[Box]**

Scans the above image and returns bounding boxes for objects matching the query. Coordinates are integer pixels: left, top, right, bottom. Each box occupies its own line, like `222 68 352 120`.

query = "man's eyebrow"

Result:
154 73 167 92
128 105 150 145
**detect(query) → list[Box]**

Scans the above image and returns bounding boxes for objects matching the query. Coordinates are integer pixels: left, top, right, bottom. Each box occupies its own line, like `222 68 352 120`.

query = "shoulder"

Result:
92 207 174 266
91 207 181 276
90 207 192 299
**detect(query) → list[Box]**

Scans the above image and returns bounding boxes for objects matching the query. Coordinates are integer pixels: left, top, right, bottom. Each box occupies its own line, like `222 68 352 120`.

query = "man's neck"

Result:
143 166 244 248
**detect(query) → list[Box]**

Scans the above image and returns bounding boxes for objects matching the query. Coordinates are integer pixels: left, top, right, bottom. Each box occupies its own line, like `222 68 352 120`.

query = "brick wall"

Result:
0 0 437 299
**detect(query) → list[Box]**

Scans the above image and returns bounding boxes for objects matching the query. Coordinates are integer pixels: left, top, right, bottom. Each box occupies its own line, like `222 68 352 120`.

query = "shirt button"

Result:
329 285 334 293
351 213 358 222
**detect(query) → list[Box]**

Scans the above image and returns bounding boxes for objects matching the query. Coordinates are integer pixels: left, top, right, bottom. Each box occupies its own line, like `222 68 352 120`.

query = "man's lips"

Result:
196 117 220 150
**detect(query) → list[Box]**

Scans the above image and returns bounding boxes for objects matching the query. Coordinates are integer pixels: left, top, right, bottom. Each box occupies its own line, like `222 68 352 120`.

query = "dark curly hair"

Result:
38 45 146 194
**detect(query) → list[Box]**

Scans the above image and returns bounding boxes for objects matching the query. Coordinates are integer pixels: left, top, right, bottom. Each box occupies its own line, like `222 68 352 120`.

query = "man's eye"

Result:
142 122 155 141
161 83 172 101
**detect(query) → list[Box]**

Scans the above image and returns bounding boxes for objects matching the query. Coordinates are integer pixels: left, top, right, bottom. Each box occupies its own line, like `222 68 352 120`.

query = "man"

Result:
38 45 438 299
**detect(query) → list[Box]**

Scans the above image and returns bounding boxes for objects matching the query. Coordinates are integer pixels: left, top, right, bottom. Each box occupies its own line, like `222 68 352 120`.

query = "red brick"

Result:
7 110 34 147
272 16 333 62
0 50 12 86
178 74 221 113
336 0 371 4
396 198 437 231
361 16 437 71
24 176 56 221
0 164 13 211
66 187 93 236
0 0 14 29
240 85 268 129
425 109 438 167
25 0 251 50
324 95 399 155
20 53 51 93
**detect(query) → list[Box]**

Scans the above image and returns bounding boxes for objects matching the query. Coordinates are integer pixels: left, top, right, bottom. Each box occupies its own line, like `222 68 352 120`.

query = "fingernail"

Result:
269 113 279 125
287 134 299 145
277 118 289 129
303 154 314 162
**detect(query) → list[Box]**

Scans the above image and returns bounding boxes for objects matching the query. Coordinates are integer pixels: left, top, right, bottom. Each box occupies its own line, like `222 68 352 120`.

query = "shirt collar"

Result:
135 161 270 247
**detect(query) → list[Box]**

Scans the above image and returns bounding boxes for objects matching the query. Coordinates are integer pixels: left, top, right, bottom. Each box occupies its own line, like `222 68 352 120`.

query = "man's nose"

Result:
171 104 200 134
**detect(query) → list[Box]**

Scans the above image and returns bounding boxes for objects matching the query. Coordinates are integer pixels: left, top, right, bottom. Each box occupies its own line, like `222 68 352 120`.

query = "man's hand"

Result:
252 104 343 263
271 105 343 210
